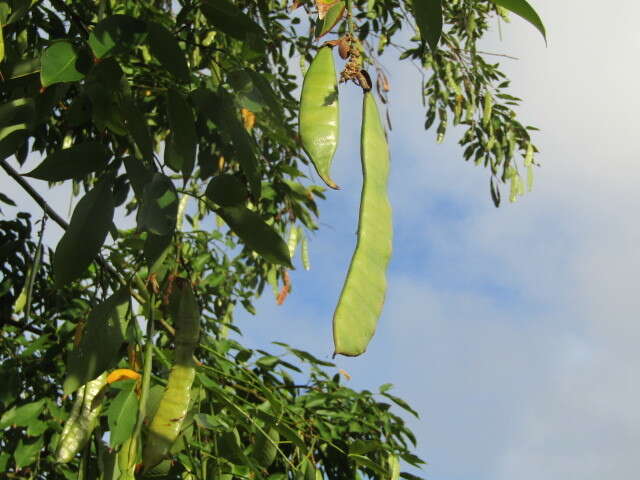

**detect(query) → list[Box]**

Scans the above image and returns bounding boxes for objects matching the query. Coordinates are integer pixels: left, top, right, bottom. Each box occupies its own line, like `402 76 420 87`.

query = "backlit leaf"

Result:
25 141 109 181
137 173 178 236
412 0 442 51
63 288 130 395
107 380 139 447
490 0 546 42
217 206 292 267
53 181 114 286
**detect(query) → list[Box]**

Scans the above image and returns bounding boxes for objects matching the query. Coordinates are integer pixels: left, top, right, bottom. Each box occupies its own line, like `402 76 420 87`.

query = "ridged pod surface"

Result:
143 279 200 469
55 373 108 463
333 92 392 356
299 46 340 189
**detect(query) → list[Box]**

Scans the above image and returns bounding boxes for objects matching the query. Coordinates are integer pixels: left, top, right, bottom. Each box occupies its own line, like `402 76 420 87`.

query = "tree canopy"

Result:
0 0 545 478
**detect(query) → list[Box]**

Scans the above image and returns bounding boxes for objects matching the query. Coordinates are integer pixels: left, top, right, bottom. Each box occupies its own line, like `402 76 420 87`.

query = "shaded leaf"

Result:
412 0 442 51
120 97 154 162
217 206 292 267
147 22 189 83
166 88 197 181
137 173 178 236
88 14 148 58
25 141 109 181
53 181 114 286
63 288 130 395
200 0 265 54
205 175 248 207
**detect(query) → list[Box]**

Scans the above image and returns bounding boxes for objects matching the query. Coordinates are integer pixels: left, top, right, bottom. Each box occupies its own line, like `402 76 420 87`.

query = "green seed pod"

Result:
56 373 108 463
333 92 392 356
482 91 492 127
142 279 200 470
299 46 340 189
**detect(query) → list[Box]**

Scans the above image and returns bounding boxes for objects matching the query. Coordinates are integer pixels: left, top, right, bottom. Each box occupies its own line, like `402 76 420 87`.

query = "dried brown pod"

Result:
338 35 351 59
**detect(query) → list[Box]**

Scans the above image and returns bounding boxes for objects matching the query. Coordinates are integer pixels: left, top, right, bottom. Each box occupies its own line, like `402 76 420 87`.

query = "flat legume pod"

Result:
142 279 200 469
55 373 108 463
333 92 392 356
299 46 340 189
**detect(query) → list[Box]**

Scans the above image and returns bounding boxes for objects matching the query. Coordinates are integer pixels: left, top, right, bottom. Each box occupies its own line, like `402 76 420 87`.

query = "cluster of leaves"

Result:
1 212 423 479
0 0 544 477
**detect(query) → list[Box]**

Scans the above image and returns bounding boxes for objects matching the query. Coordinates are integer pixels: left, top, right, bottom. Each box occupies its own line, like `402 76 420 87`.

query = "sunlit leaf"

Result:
40 41 88 87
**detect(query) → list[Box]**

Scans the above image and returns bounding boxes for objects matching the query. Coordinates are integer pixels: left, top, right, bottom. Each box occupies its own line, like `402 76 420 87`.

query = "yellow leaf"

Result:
241 108 256 131
107 368 141 384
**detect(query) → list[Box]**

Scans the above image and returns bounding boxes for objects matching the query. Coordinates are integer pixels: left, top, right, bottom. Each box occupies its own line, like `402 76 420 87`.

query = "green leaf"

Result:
24 141 110 181
252 426 279 467
53 181 115 286
137 173 178 236
218 429 247 464
107 380 139 448
217 206 292 267
200 0 265 54
349 454 387 476
382 392 419 418
63 289 130 395
123 156 153 201
490 0 546 42
14 436 44 469
40 41 88 87
88 15 148 58
147 22 189 83
166 88 197 181
316 2 345 38
349 439 380 455
120 98 154 162
192 88 261 197
0 399 45 429
205 175 248 207
412 0 442 51
0 98 35 128
4 56 40 80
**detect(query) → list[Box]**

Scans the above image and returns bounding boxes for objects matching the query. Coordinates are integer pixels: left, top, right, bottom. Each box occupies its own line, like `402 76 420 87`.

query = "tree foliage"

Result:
0 0 545 478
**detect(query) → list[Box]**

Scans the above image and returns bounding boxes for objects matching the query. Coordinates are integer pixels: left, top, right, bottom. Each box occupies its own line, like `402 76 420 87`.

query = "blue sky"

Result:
4 1 640 479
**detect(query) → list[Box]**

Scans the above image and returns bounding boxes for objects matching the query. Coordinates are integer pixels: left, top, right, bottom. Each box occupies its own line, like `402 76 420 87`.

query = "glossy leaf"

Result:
63 290 129 394
205 175 248 207
333 93 392 356
217 206 292 267
53 181 114 287
147 22 190 83
25 141 109 181
88 14 147 58
40 41 87 87
491 0 546 42
299 47 340 189
137 173 178 236
412 0 442 51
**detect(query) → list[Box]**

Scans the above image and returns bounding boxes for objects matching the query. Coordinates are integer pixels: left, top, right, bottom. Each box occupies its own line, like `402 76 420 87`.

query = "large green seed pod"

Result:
299 46 340 189
142 279 200 469
333 92 392 356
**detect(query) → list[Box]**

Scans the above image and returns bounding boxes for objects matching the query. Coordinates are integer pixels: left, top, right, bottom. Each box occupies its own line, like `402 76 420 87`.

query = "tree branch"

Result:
0 158 125 286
